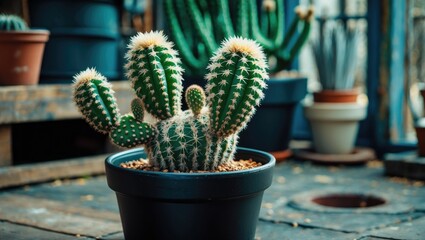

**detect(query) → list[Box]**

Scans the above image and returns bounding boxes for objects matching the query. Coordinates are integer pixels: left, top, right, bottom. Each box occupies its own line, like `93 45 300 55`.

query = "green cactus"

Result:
131 98 145 121
73 31 268 171
73 69 120 134
185 85 206 116
164 0 314 75
0 14 28 31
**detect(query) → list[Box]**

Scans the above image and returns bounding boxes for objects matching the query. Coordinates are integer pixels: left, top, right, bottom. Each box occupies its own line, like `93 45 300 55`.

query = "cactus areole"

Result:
73 31 268 172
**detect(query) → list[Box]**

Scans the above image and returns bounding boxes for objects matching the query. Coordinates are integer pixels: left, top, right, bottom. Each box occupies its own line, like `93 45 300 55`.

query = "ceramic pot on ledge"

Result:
304 89 367 155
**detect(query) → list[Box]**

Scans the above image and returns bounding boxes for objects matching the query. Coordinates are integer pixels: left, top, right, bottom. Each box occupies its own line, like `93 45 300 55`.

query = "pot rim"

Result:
0 30 50 42
0 29 50 35
106 147 275 177
261 76 308 104
105 147 276 200
304 102 367 121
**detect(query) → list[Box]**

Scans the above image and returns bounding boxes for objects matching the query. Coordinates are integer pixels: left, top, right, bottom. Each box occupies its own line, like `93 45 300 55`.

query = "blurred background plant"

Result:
311 19 360 91
164 0 314 76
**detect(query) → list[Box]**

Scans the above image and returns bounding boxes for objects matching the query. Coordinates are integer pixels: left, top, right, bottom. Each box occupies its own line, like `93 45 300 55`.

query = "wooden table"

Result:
0 82 133 188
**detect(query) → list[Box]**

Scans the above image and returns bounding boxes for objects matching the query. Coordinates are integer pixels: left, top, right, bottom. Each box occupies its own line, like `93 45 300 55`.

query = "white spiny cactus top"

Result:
213 37 268 70
128 30 174 50
73 68 106 84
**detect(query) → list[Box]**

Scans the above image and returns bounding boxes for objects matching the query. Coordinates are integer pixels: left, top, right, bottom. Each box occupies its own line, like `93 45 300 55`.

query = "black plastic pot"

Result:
105 147 275 240
238 76 307 153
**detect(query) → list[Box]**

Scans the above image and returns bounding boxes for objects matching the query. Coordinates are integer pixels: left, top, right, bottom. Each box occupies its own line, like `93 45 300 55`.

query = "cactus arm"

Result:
276 10 313 69
186 0 218 56
73 68 120 134
206 38 268 138
236 0 249 38
185 85 206 116
164 0 206 71
215 59 248 133
206 0 235 41
220 54 267 136
261 5 278 39
110 114 156 148
214 134 238 168
280 8 302 51
131 98 145 121
217 0 235 38
248 0 284 51
198 0 213 38
174 0 195 49
125 32 183 120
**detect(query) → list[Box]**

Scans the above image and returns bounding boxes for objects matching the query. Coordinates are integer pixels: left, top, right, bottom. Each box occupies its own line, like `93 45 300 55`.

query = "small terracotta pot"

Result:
415 118 425 157
313 89 360 103
0 30 49 85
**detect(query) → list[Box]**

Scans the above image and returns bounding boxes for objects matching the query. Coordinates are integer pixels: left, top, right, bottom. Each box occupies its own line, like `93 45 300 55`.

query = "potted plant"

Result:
0 14 49 85
304 21 367 155
164 0 314 160
73 31 275 240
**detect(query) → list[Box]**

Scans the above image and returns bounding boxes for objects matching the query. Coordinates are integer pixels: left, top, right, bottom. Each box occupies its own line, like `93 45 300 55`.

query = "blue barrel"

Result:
29 0 121 83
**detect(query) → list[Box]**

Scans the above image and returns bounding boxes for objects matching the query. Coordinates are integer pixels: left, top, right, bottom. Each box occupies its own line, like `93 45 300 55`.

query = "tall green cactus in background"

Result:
164 0 313 75
73 31 268 171
0 14 28 31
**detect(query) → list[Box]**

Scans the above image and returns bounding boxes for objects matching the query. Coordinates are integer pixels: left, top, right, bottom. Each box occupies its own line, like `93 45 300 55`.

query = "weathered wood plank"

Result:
0 125 12 166
0 221 85 240
0 154 108 189
0 81 132 124
11 175 119 213
0 194 122 238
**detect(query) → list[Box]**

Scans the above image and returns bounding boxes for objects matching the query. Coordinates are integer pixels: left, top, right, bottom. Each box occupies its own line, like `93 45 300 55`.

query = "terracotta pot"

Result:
0 30 49 85
313 89 360 103
415 118 425 157
304 102 367 154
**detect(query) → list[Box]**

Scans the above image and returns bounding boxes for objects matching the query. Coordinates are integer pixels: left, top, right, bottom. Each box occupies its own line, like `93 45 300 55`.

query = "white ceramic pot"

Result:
304 102 367 154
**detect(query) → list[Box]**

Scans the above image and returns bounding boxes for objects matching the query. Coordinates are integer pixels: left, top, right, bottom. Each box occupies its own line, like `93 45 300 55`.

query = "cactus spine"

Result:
0 14 28 31
164 0 313 74
73 31 268 172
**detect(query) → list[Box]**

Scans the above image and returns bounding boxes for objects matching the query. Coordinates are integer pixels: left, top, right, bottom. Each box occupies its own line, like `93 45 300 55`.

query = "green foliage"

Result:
0 14 28 31
73 31 268 171
164 0 314 75
311 20 360 90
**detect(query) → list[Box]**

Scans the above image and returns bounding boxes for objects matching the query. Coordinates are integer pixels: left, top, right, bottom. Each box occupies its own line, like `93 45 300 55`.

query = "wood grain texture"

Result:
0 125 12 166
0 154 108 189
0 194 121 238
0 221 83 240
0 82 133 124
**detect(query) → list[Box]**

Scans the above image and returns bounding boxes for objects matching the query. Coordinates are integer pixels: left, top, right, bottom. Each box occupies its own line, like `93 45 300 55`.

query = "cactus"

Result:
185 85 205 116
164 0 313 75
311 20 360 90
0 14 28 31
73 31 268 171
